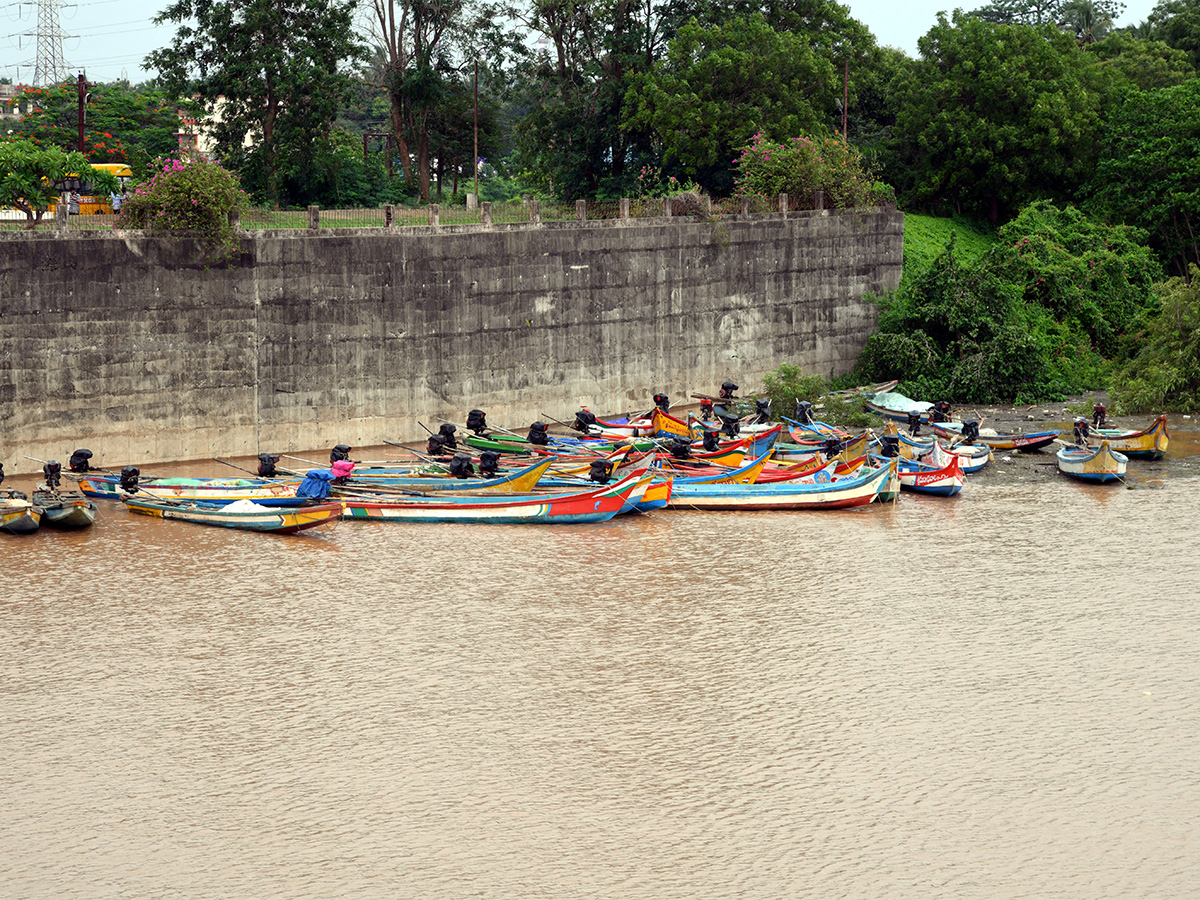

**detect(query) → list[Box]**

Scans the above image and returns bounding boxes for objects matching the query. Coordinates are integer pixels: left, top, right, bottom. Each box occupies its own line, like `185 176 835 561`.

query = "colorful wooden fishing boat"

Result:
634 477 673 512
896 455 964 496
1091 415 1169 460
340 469 652 524
122 496 344 533
334 457 555 493
1056 440 1128 483
2 493 41 534
862 390 940 424
72 474 303 504
891 430 992 473
32 489 98 529
665 459 896 510
931 421 1060 452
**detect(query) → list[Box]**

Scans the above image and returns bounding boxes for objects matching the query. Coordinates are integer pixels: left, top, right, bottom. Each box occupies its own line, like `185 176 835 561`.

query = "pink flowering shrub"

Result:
119 156 248 262
733 133 893 210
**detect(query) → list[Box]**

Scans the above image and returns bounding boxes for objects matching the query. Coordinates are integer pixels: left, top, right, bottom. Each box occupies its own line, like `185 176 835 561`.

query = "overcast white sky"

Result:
0 0 1162 85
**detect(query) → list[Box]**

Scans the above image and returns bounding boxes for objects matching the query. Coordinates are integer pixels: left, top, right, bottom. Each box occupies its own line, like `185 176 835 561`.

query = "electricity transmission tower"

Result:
31 0 71 86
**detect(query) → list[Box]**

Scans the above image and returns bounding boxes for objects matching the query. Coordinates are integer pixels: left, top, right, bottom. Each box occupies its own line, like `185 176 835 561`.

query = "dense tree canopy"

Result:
148 0 366 205
890 13 1107 222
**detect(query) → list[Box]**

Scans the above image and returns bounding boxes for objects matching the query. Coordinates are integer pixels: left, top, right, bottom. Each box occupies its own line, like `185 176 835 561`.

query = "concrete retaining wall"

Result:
0 208 902 467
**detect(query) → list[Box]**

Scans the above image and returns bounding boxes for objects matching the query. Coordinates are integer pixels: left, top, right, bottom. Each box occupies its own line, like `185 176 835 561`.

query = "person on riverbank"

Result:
69 191 81 215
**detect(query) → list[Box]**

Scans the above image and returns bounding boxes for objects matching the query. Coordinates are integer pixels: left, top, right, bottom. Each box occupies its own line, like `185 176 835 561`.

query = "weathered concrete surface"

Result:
0 209 902 466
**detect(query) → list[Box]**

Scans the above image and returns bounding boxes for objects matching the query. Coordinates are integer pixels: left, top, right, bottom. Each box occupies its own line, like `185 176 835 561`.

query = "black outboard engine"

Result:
528 421 550 445
795 400 815 424
449 454 476 478
700 398 714 421
653 393 670 413
930 401 952 423
466 409 488 434
906 410 922 437
1092 403 1107 428
68 448 93 473
42 460 62 490
257 453 280 477
119 465 140 494
1074 417 1091 445
479 451 501 477
589 459 613 484
573 409 598 433
330 444 352 463
669 437 692 460
427 433 448 456
719 412 741 438
960 420 980 444
438 423 458 449
702 429 720 452
823 438 844 460
0 461 4 486
753 398 771 424
719 381 739 401
879 434 900 458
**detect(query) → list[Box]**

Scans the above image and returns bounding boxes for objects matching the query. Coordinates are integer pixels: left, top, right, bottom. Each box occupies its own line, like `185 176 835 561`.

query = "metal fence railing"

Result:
3 192 842 234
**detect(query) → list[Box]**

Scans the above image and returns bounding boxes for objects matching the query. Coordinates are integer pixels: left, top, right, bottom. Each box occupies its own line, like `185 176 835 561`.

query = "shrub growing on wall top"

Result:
732 133 893 210
119 157 248 263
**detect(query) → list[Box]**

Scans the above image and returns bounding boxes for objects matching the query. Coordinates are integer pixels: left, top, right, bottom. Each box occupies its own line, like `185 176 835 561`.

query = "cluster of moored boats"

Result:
0 384 1171 536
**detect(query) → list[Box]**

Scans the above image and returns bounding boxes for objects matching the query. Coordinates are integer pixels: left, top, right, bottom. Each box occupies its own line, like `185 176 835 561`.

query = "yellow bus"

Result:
50 162 134 214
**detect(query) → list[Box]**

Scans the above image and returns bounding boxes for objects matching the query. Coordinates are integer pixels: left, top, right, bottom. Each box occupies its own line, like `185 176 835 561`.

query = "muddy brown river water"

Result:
3 422 1199 899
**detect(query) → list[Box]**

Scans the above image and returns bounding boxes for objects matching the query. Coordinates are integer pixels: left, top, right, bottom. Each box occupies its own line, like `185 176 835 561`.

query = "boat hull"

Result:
32 491 98 529
1092 415 1169 460
2 499 41 534
75 476 302 504
1056 441 1128 482
666 461 894 510
123 498 344 532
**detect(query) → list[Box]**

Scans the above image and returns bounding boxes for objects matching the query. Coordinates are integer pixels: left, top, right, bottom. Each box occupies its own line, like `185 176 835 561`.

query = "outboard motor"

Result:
257 453 280 478
719 381 739 401
700 398 714 421
119 465 140 494
702 429 721 452
0 461 4 486
906 410 922 437
1092 403 1108 428
449 454 476 478
753 398 771 424
823 438 844 460
479 451 501 477
528 421 550 445
331 460 355 485
795 400 815 424
653 393 670 413
930 401 952 423
879 434 900 458
466 409 488 434
427 433 448 456
438 423 458 449
1073 417 1091 445
330 444 352 463
669 437 692 460
573 409 598 433
589 459 613 484
719 412 740 438
68 448 93 473
42 460 62 490
961 420 980 444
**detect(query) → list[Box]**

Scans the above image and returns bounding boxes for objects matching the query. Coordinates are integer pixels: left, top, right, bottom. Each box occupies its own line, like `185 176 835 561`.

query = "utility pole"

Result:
473 58 479 203
842 61 849 143
77 72 88 153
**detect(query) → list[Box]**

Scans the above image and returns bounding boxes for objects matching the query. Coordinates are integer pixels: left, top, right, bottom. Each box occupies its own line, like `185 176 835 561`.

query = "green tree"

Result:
148 0 366 206
1087 78 1200 277
732 132 892 209
1148 0 1200 69
891 12 1106 222
1109 266 1200 412
7 81 190 170
1084 32 1193 90
622 15 840 194
0 140 117 229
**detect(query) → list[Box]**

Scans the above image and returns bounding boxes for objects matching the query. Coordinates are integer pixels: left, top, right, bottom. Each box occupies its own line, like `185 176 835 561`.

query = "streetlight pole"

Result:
473 57 479 203
77 72 88 153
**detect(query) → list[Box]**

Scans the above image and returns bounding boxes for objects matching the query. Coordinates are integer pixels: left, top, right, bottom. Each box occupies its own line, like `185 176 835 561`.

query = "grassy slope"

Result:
899 213 998 293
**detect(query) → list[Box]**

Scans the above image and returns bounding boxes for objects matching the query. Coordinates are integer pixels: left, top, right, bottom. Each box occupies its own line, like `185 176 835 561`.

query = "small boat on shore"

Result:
1056 440 1128 483
931 421 1059 452
897 455 964 496
73 473 303 504
123 496 344 533
1091 415 1169 460
665 459 896 511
